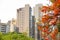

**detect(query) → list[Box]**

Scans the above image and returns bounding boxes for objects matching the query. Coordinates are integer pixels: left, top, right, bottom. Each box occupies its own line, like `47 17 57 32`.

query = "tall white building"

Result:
33 4 43 40
17 4 32 36
7 18 16 32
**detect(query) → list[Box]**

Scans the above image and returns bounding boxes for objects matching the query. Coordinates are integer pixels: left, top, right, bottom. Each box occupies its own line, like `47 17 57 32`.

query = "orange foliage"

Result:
50 32 56 39
41 6 49 13
45 26 49 29
53 9 59 15
50 0 60 3
54 28 58 34
42 28 46 32
50 28 58 39
41 31 46 38
38 26 42 30
50 0 56 3
42 15 49 23
42 17 47 23
57 0 60 3
49 19 56 25
45 37 49 40
38 0 59 40
51 3 56 9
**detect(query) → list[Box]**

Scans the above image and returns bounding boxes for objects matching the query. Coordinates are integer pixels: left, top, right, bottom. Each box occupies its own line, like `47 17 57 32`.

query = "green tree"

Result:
0 32 3 40
1 32 33 40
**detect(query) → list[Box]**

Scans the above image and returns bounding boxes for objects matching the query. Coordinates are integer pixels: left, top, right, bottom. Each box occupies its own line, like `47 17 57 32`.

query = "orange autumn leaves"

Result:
50 0 56 3
41 1 60 25
37 0 59 40
38 26 49 31
41 0 60 15
41 6 49 13
38 26 42 30
50 28 58 39
50 0 60 3
41 6 59 15
49 19 57 25
42 14 49 23
53 9 59 15
52 2 60 9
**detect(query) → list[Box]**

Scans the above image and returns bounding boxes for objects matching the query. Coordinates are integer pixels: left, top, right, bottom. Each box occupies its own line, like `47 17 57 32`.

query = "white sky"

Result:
0 0 50 23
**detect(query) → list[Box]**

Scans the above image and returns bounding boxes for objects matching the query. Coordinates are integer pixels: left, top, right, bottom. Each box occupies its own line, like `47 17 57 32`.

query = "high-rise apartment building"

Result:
31 16 35 38
33 4 43 40
17 4 32 36
7 18 16 32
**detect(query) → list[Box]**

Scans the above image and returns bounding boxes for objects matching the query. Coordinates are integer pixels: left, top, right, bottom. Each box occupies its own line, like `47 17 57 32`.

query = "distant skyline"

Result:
0 0 50 23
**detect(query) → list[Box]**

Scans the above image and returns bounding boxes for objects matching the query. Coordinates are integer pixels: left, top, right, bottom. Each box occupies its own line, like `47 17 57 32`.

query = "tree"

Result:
0 32 3 40
1 32 33 40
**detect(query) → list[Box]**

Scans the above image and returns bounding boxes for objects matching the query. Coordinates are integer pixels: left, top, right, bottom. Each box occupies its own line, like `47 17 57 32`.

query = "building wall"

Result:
6 23 10 33
33 4 43 40
17 4 32 36
31 16 35 38
0 23 7 33
7 19 16 32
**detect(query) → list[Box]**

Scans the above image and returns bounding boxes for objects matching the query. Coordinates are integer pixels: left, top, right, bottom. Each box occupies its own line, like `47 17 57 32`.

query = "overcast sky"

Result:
0 0 50 23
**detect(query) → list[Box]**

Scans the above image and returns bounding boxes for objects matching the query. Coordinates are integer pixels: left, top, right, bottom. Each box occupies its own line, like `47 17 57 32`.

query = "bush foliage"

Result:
0 32 33 40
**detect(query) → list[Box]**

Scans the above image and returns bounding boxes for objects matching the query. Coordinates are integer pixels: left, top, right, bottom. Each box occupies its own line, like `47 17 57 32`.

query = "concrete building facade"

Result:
0 19 17 33
0 20 7 33
0 23 7 33
33 4 43 40
7 18 16 32
17 4 32 36
31 16 35 38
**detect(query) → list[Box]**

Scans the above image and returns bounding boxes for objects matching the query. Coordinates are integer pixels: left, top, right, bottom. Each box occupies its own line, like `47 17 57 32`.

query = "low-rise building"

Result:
0 23 7 33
